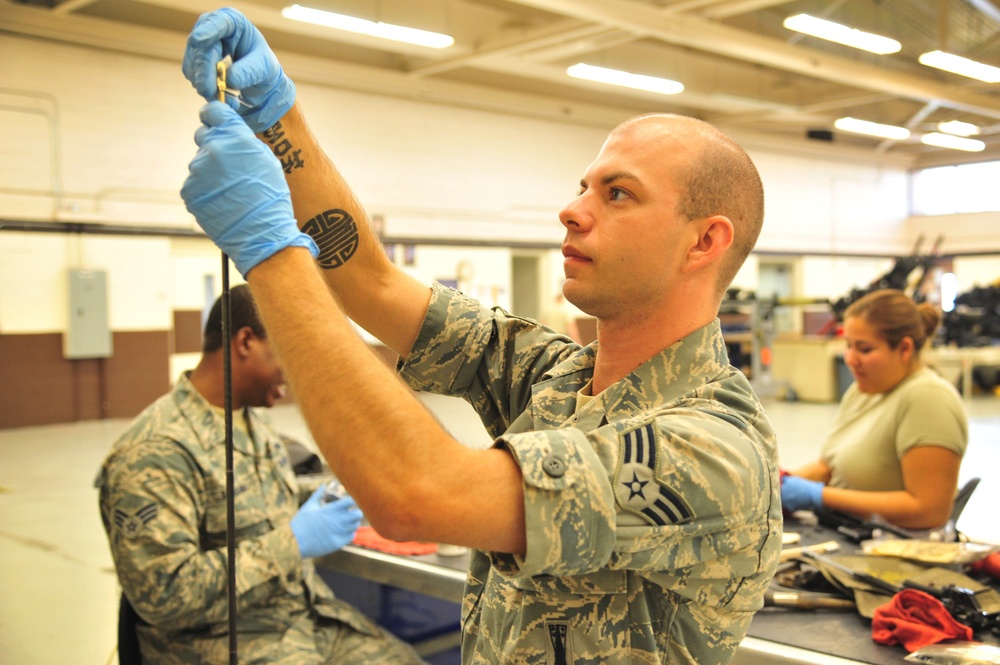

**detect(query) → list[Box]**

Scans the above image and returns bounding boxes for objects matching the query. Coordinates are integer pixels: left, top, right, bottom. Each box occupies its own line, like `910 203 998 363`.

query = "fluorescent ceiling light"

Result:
937 120 980 137
282 4 454 49
834 117 910 140
918 50 1000 83
566 63 683 95
921 132 986 152
783 14 901 55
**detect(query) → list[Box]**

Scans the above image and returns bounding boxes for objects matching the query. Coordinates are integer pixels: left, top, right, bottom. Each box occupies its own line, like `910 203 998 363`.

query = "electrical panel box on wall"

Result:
64 269 113 359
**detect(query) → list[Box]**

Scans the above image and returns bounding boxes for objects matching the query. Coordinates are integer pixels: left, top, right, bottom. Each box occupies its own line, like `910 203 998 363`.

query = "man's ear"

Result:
683 215 734 274
232 326 255 359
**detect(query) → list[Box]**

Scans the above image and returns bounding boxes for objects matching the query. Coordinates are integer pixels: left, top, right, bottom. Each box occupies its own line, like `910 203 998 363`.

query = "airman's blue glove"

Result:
182 7 295 133
181 101 317 276
290 487 363 559
780 475 825 512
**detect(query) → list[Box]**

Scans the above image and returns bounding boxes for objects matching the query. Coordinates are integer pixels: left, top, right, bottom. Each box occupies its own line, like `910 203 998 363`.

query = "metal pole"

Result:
221 253 237 664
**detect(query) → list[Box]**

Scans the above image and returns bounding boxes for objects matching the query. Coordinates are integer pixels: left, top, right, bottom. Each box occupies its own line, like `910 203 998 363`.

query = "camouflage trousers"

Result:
138 615 429 665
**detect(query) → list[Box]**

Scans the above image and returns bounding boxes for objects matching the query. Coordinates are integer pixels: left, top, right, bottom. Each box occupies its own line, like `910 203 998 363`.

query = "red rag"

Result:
871 588 973 652
351 526 439 556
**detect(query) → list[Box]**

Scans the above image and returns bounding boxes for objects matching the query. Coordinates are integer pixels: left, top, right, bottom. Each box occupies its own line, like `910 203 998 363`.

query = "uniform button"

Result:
542 454 566 478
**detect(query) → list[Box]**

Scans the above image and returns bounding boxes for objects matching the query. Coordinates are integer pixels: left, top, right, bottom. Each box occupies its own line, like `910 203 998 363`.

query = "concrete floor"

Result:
1 393 997 664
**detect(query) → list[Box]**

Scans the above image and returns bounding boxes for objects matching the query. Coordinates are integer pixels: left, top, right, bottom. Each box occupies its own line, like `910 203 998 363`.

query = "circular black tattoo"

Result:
302 209 359 269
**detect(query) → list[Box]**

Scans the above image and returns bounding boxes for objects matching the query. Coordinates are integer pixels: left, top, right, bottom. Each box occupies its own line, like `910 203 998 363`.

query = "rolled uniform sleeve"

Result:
491 428 616 579
493 405 777 609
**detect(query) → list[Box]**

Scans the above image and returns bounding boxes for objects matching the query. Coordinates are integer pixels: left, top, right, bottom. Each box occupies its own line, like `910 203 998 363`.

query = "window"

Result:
912 160 1000 215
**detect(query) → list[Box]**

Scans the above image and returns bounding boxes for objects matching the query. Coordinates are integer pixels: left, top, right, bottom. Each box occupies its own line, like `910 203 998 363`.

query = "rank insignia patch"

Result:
114 503 158 540
546 621 572 665
615 424 693 526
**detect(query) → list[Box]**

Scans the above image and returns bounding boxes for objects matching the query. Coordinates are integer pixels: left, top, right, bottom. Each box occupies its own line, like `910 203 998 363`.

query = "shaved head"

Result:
611 114 764 292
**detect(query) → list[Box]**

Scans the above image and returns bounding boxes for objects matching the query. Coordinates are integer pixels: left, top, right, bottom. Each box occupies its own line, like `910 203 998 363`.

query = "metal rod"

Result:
217 57 238 665
222 253 237 664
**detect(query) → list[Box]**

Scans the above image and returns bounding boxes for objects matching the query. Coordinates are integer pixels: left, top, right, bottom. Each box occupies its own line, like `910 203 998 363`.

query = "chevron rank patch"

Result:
114 502 158 540
614 424 693 526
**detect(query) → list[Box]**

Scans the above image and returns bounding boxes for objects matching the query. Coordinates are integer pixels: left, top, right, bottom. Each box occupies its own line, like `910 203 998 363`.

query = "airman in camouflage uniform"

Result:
399 284 782 664
97 287 426 665
180 18 782 662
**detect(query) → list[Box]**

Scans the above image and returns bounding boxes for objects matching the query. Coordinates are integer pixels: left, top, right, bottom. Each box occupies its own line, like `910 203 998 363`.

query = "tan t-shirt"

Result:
820 367 967 491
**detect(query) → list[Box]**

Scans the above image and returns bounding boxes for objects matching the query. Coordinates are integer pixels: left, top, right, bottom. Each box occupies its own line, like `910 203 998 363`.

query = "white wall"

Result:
953 256 1000 292
1 33 997 339
750 152 911 256
906 212 1000 256
0 232 172 333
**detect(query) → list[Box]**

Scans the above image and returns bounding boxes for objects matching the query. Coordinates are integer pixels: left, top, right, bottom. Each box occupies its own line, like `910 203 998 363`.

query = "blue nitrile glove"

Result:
290 487 363 559
182 8 296 133
780 476 825 512
181 101 317 276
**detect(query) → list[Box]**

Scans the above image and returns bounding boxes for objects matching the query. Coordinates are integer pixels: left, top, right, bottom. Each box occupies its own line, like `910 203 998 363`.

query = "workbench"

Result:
318 520 999 664
771 337 1000 403
925 345 1000 399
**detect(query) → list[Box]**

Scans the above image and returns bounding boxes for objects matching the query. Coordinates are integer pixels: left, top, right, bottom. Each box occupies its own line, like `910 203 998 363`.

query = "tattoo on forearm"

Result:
302 209 359 269
261 121 305 174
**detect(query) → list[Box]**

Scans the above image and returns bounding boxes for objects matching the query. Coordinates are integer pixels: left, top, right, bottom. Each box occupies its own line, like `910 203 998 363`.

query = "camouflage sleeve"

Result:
491 405 781 611
490 427 616 579
399 283 579 438
99 438 303 628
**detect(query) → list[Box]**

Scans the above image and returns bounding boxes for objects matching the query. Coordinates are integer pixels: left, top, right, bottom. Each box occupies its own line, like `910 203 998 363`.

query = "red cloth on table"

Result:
871 588 973 652
351 526 438 555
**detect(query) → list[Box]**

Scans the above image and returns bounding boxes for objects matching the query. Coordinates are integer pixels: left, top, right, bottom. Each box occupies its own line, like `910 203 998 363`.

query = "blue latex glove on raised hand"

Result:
290 487 363 559
780 475 825 512
181 101 317 276
182 7 295 133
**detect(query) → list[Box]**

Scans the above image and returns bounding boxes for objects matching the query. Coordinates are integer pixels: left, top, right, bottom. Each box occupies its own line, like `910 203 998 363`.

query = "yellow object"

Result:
861 538 997 565
216 58 228 103
780 539 840 562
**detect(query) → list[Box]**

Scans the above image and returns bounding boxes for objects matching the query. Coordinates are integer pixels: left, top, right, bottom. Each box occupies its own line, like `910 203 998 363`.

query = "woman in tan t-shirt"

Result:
780 289 968 531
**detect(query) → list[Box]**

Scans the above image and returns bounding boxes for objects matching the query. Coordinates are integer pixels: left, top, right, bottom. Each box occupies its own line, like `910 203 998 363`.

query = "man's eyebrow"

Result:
579 171 642 189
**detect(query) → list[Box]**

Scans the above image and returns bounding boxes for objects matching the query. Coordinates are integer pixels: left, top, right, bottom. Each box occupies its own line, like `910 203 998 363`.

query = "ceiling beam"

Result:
406 19 608 77
0 0 635 129
503 0 1000 120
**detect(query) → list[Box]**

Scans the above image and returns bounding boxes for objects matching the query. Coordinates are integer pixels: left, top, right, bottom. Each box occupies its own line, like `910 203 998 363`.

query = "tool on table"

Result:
780 539 840 562
801 550 901 595
902 580 1000 634
815 508 915 542
764 589 856 610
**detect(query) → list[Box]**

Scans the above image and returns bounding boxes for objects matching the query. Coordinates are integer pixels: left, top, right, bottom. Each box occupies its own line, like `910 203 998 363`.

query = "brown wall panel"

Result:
71 358 105 422
0 334 77 428
173 309 203 354
103 331 171 419
0 330 170 429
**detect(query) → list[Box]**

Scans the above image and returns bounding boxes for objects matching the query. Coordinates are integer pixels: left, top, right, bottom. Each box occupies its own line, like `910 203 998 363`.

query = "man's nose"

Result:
559 194 592 231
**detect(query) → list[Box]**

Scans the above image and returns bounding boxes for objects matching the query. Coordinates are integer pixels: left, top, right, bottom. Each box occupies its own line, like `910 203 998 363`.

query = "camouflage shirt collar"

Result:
542 319 730 416
172 372 256 454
